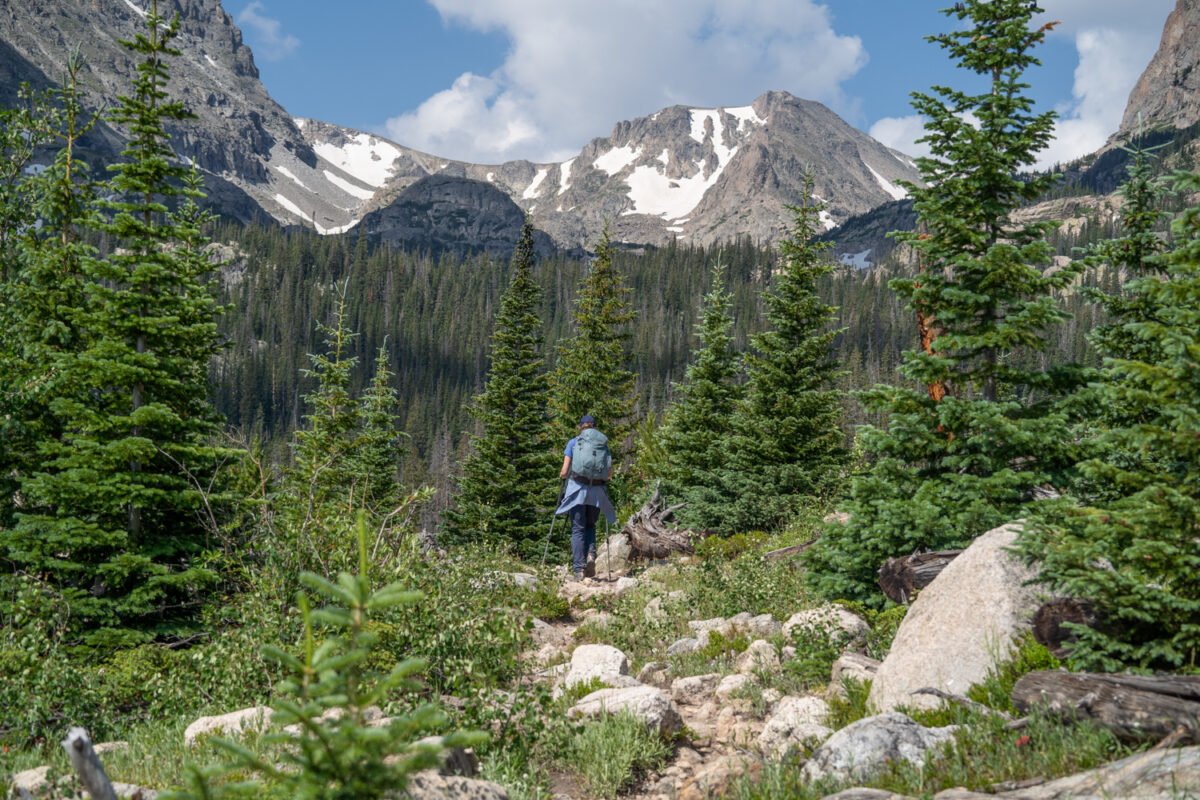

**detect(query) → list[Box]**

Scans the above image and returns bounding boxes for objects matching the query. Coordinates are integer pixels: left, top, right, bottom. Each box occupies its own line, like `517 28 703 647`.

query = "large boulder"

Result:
595 533 632 573
569 685 684 735
802 712 957 782
11 766 51 795
184 706 271 746
867 523 1044 712
758 696 833 758
555 644 634 696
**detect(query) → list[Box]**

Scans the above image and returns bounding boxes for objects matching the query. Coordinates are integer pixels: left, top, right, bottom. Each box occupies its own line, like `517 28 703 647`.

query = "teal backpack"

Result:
571 428 611 483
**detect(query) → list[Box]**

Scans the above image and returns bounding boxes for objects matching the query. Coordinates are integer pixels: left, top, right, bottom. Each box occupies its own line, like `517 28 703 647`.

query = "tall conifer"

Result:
806 0 1082 605
3 4 230 644
443 222 558 558
1017 166 1200 671
656 260 742 492
549 228 636 490
684 174 846 532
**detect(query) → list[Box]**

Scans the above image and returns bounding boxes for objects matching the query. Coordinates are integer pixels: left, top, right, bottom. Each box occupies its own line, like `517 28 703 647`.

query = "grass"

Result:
566 712 673 798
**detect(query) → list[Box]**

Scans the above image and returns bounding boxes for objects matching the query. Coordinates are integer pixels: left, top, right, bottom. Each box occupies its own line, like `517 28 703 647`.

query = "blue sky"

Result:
232 1 1175 168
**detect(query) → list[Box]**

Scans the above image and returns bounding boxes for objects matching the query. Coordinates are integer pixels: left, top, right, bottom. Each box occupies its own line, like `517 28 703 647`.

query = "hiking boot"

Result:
584 554 596 578
573 571 585 581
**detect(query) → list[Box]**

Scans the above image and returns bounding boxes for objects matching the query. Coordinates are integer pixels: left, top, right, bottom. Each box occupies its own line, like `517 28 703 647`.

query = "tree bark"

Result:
877 550 961 604
1012 671 1200 743
62 727 118 800
1030 598 1096 658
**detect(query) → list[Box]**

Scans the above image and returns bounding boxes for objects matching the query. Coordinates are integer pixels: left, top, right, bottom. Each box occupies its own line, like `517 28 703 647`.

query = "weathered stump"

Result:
1012 670 1200 743
876 550 961 604
622 483 696 561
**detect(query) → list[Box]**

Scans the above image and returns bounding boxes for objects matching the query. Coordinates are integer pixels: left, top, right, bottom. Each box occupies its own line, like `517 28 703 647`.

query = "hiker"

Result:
556 414 617 580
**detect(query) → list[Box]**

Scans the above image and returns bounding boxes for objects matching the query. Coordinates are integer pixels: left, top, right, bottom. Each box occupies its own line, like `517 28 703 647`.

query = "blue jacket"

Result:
556 435 617 523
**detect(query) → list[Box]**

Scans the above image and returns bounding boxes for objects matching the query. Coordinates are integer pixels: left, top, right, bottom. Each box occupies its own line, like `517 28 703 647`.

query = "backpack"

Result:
572 428 611 483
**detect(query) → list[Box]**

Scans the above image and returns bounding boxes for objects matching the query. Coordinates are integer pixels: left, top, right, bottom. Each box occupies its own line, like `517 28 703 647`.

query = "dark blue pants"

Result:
569 504 600 574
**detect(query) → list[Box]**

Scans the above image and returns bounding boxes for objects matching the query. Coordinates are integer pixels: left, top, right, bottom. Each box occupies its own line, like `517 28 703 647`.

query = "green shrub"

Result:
696 531 769 561
568 712 673 798
966 633 1060 714
824 677 873 730
783 614 852 691
866 605 907 661
560 676 612 706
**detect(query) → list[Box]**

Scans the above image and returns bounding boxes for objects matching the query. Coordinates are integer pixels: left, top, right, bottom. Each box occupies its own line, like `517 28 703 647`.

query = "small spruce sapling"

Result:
169 515 485 799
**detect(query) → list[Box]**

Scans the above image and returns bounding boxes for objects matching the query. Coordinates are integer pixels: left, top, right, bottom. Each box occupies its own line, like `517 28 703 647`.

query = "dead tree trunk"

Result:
1031 598 1096 658
1012 671 1200 743
877 550 961 604
622 482 697 561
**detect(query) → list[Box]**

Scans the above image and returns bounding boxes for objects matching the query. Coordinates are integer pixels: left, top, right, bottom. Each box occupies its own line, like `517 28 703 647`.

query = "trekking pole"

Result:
540 479 566 568
605 516 611 581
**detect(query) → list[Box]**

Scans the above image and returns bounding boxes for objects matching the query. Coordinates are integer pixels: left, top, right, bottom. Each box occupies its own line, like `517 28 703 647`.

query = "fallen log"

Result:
877 550 961 604
1012 670 1200 743
622 482 697 561
763 539 818 560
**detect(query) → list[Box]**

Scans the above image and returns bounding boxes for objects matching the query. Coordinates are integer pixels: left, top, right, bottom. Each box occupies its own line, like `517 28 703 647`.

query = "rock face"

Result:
568 685 684 735
400 771 508 800
1118 0 1200 137
784 605 870 648
802 712 957 782
867 523 1043 713
357 175 555 259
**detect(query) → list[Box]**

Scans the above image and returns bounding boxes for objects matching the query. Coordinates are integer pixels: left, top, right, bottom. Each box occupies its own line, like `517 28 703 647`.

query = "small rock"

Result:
404 770 509 800
644 596 666 622
715 706 739 741
761 688 782 707
802 712 958 782
113 784 158 799
185 706 271 746
94 740 130 755
670 673 721 705
12 766 51 794
824 511 851 525
783 605 870 649
715 673 753 701
666 637 700 656
679 754 762 800
637 661 669 687
831 653 881 686
746 613 783 639
534 642 565 665
569 686 684 735
507 572 538 589
413 735 479 777
782 646 797 660
555 644 630 695
758 696 833 758
736 639 779 674
614 576 640 595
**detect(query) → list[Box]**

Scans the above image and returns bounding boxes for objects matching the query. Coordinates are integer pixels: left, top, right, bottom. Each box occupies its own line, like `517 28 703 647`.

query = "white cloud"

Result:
236 2 300 62
385 0 866 164
868 115 931 160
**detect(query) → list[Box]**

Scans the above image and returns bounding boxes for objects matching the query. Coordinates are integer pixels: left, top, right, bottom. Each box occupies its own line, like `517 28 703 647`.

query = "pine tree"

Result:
2 5 231 645
805 0 1082 605
549 228 636 493
655 260 742 493
1016 168 1200 672
683 174 846 533
443 222 559 558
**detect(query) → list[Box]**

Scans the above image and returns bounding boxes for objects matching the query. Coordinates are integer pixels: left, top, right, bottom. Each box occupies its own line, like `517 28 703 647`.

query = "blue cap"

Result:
579 414 596 425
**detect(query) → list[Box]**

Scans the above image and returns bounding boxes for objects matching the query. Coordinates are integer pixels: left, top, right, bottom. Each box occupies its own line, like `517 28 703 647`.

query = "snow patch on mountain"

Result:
274 165 309 191
840 249 873 269
275 193 358 235
312 134 401 188
622 158 725 220
819 209 836 231
594 145 640 176
204 54 217 67
523 167 549 199
689 109 718 143
866 163 908 200
727 105 767 129
122 0 147 18
558 158 575 194
486 172 495 182
323 170 374 201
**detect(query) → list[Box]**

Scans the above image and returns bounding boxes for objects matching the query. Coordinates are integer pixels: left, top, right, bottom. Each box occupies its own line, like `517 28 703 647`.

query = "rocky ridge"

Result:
1117 0 1200 138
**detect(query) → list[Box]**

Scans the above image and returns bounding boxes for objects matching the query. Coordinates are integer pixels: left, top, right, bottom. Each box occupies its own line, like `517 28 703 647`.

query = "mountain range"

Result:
1 0 920 254
3 0 1200 258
